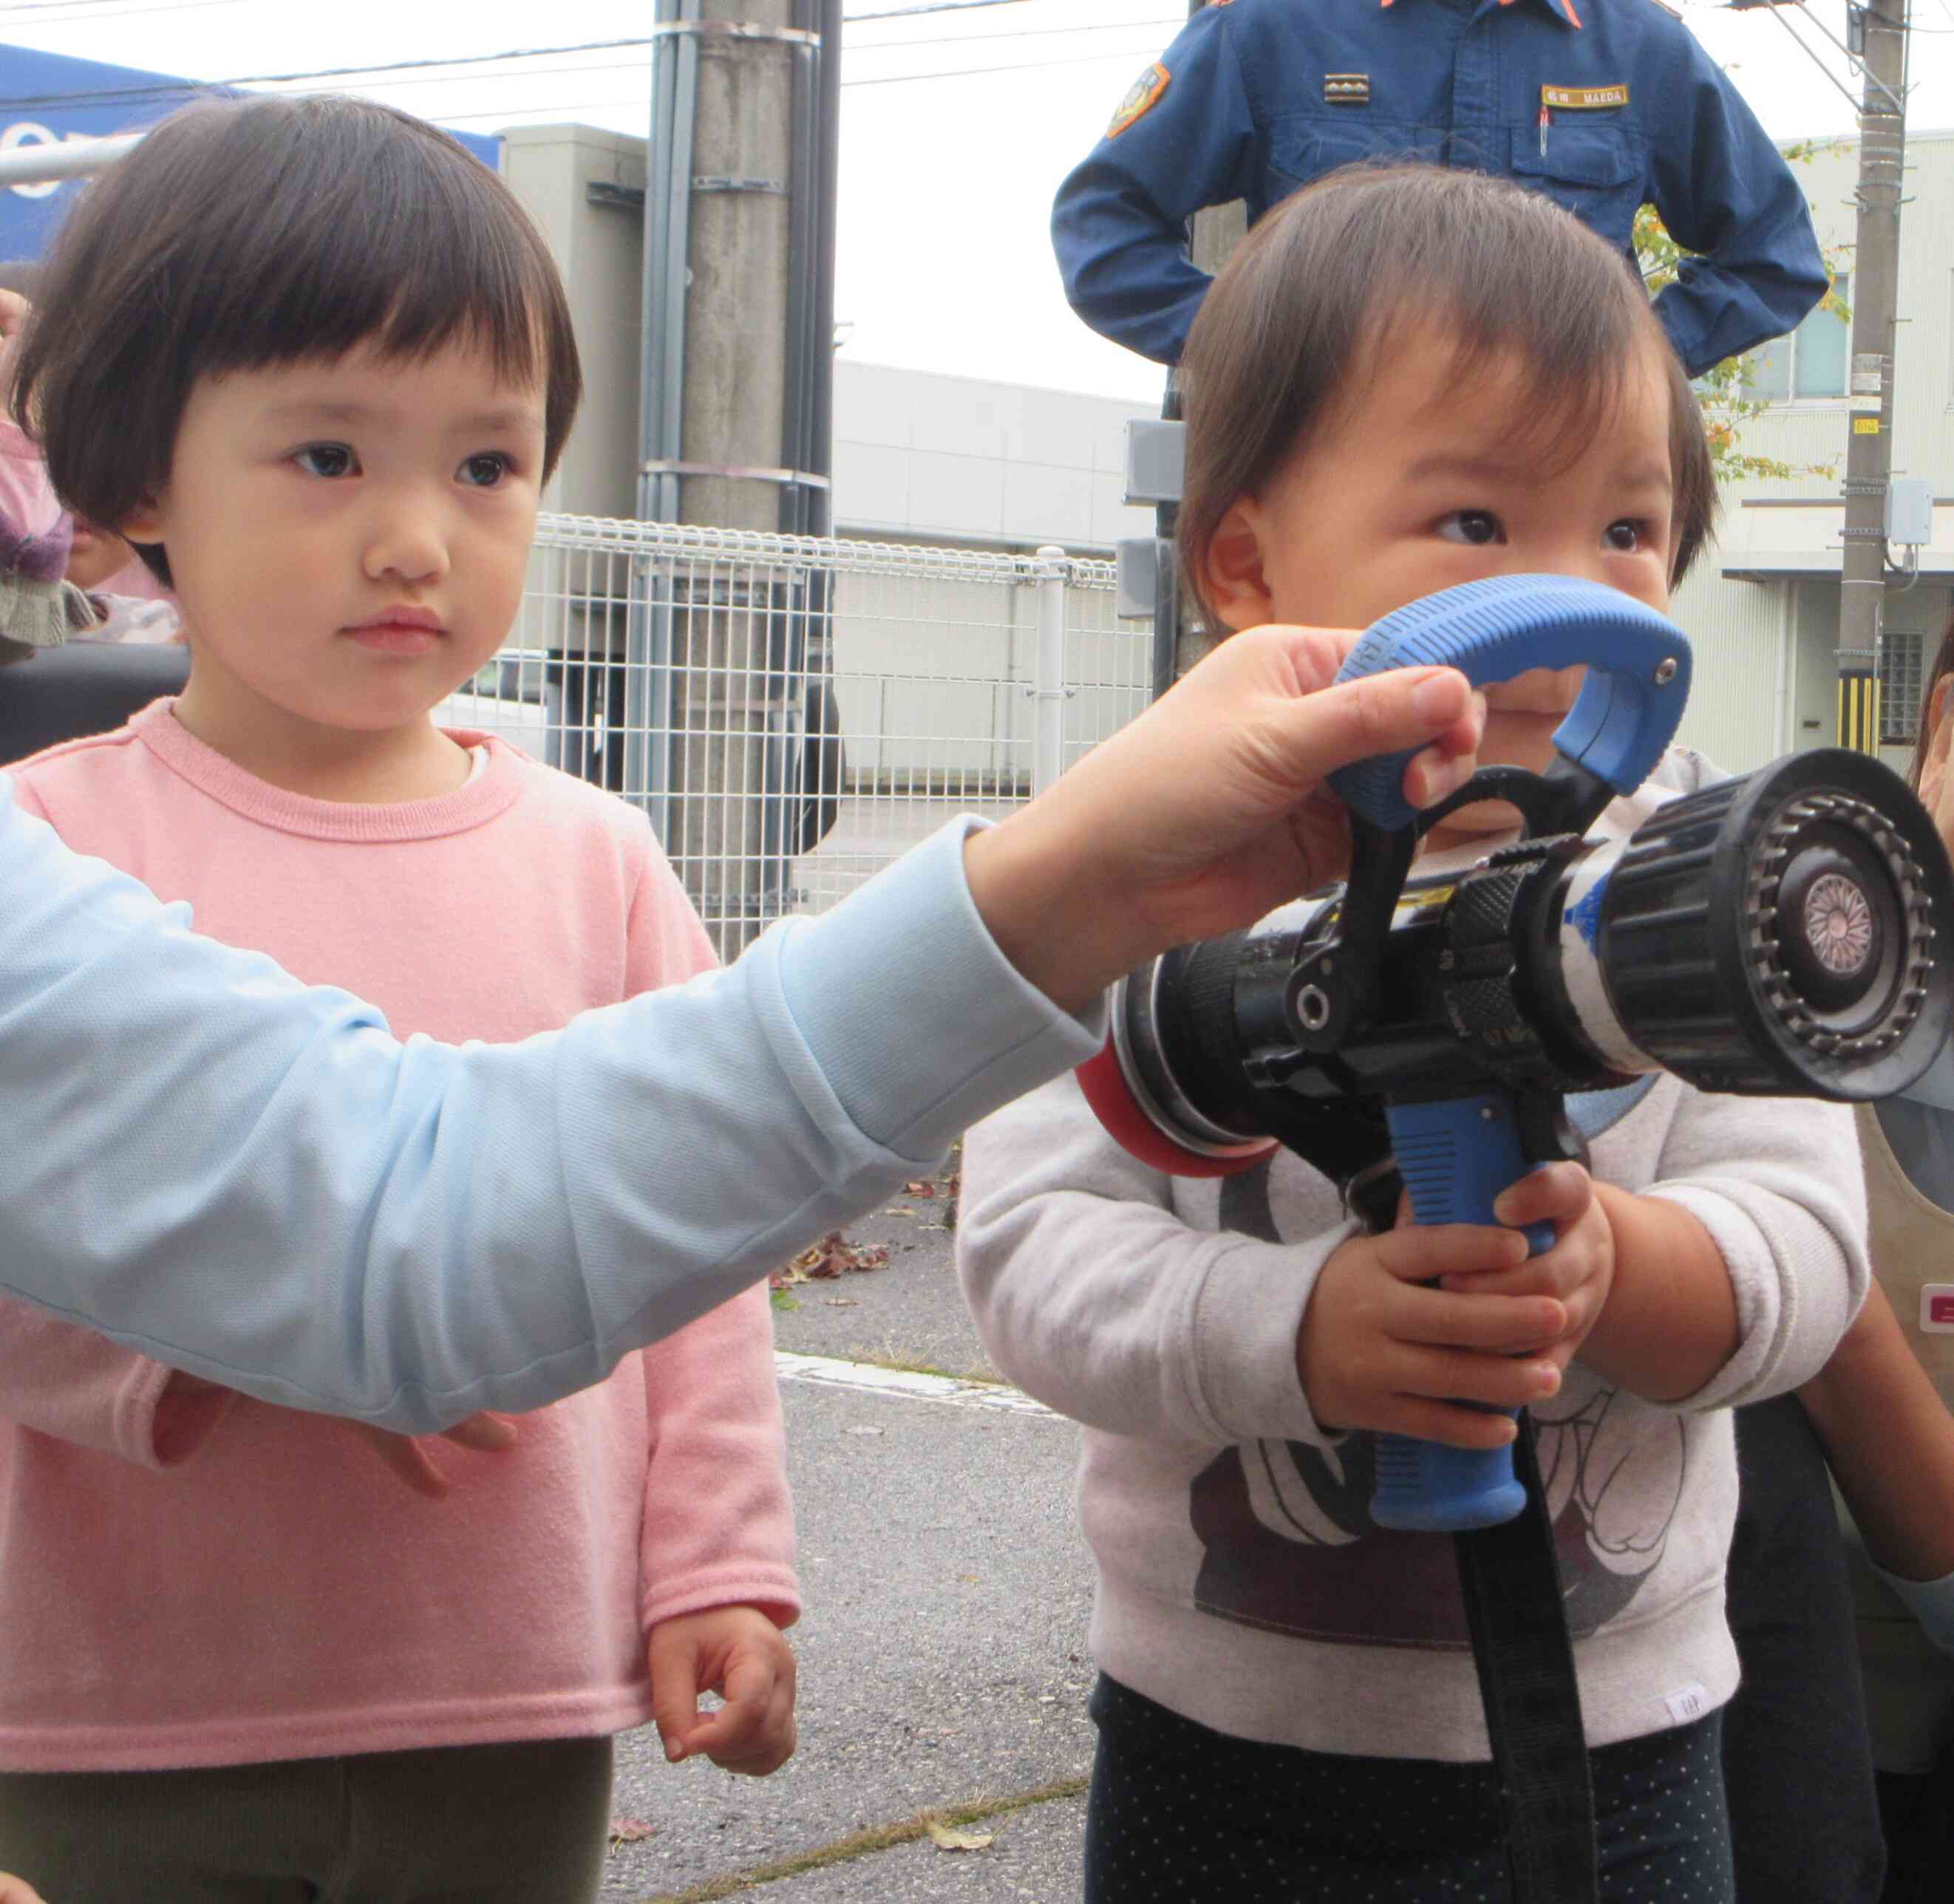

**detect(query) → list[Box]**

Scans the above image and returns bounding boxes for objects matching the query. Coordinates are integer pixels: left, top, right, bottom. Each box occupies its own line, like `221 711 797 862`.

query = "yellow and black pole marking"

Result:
1837 668 1882 755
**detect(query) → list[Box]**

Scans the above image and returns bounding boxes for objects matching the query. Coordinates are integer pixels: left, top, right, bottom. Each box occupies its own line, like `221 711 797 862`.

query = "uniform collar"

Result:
1379 0 1584 25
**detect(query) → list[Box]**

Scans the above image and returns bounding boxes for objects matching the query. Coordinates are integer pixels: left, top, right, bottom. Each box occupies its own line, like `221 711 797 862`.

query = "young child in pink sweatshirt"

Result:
0 96 797 1904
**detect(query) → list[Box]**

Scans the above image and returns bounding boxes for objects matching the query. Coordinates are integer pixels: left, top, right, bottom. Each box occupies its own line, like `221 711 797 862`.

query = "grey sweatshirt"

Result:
959 754 1870 1761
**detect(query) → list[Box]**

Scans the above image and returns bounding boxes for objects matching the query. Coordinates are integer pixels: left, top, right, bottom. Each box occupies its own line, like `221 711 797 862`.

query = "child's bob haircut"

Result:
10 94 582 587
1177 166 1717 624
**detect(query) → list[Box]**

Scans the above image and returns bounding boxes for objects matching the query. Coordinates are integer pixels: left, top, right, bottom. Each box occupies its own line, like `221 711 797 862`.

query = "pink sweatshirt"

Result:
0 702 798 1772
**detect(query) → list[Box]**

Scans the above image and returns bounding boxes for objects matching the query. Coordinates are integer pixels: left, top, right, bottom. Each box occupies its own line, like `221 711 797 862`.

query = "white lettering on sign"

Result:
1 122 97 200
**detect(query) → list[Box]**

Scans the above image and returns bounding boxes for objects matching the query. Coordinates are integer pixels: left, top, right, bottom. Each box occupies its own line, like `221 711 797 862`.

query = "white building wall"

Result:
1666 558 1789 774
832 360 1154 553
1707 130 1954 776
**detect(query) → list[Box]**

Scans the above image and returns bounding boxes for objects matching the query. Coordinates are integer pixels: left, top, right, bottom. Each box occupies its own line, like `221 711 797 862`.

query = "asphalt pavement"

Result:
598 1156 1101 1904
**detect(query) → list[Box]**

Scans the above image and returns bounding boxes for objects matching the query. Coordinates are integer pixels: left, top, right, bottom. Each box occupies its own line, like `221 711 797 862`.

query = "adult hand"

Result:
0 1870 50 1903
341 1410 519 1499
964 626 1482 1012
650 1604 798 1775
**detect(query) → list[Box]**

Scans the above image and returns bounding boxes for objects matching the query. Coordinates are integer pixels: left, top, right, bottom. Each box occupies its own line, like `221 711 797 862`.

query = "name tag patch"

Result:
1325 73 1371 105
1541 83 1629 111
1108 64 1170 140
1921 1285 1954 1333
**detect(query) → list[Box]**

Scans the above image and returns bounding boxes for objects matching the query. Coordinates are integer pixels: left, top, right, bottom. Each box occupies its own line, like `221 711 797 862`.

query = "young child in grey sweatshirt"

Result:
959 168 1868 1904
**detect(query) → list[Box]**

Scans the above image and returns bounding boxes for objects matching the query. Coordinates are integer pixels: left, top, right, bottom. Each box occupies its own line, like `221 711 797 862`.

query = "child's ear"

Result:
1199 499 1276 634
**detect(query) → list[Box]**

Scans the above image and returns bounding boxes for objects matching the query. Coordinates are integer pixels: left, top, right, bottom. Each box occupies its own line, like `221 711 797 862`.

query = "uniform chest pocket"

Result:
1506 122 1644 247
1265 113 1444 201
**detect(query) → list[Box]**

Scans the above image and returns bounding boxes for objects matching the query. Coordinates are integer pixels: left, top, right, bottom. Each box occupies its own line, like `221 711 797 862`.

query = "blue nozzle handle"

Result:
1369 1094 1553 1534
1328 574 1690 834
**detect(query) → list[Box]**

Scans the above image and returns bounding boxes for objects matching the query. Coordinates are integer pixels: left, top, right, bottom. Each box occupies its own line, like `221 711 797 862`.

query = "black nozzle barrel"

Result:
1593 750 1953 1101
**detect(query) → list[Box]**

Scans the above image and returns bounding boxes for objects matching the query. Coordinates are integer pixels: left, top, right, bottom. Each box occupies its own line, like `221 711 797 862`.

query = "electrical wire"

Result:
0 0 240 18
843 39 1174 86
846 0 1029 16
251 36 1174 105
413 39 1174 123
0 13 1182 114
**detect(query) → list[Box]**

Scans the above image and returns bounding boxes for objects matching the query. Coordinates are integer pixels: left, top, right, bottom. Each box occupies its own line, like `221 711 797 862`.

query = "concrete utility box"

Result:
500 124 648 523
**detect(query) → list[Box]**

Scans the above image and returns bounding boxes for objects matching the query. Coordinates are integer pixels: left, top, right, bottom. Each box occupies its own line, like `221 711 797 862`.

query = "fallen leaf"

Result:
608 1817 658 1850
780 1231 892 1282
925 1821 994 1853
823 1297 859 1308
845 1425 885 1437
904 1179 939 1198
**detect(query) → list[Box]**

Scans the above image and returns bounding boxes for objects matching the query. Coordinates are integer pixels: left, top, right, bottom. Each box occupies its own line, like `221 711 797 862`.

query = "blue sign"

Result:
0 42 502 262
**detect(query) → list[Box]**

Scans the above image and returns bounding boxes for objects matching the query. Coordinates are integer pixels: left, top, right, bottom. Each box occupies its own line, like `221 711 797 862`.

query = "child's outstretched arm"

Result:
0 630 1479 1430
1800 1283 1954 1605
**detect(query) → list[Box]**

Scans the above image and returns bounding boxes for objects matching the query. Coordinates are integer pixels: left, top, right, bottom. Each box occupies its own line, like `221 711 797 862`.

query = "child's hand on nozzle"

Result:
1297 1215 1567 1449
1440 1161 1618 1376
650 1605 798 1775
341 1410 520 1500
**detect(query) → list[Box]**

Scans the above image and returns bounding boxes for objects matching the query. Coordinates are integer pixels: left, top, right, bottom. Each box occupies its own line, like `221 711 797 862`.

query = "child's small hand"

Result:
341 1410 519 1500
1439 1163 1617 1375
0 1871 49 1904
650 1605 798 1775
1298 1219 1567 1448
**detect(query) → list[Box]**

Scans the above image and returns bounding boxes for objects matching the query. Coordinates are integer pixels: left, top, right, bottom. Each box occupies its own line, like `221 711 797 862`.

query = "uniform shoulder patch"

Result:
1107 63 1171 140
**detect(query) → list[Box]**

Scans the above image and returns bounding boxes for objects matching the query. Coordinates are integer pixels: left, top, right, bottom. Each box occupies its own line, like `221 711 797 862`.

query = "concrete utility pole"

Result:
1836 0 1910 752
1157 0 1247 692
639 0 838 958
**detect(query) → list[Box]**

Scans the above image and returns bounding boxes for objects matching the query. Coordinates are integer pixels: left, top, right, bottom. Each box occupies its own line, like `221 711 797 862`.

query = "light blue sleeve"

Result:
0 776 1101 1430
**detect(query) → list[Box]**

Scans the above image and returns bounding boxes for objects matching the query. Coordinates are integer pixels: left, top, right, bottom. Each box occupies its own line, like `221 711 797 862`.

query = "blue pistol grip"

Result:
1327 574 1690 834
1370 1095 1552 1534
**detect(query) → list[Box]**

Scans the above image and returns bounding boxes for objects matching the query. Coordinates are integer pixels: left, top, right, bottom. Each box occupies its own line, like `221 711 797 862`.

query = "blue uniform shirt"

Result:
1053 0 1828 377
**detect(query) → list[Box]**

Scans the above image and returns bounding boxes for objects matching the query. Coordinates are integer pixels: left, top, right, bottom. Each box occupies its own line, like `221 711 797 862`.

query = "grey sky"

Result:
1 0 1947 400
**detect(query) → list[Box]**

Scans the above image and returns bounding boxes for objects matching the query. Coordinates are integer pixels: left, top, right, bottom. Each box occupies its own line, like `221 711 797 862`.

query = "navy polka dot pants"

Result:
1083 1676 1735 1903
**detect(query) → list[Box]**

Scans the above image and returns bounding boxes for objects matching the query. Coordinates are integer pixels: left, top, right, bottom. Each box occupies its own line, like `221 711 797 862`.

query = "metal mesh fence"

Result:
436 513 1145 958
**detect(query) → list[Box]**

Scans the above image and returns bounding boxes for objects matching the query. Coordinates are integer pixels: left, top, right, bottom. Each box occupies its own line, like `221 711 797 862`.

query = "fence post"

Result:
1032 545 1070 798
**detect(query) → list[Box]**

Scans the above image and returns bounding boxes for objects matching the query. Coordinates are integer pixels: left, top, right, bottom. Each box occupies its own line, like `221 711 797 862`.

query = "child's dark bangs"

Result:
200 121 549 395
1423 304 1635 487
1367 225 1645 488
142 98 577 469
